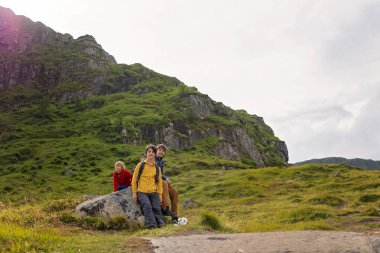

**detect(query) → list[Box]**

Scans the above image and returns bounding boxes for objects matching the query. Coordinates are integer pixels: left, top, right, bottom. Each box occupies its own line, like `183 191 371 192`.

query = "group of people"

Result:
113 144 179 229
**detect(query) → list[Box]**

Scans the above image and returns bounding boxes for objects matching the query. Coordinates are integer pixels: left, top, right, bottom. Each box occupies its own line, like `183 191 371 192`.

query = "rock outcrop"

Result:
0 6 161 106
74 188 144 223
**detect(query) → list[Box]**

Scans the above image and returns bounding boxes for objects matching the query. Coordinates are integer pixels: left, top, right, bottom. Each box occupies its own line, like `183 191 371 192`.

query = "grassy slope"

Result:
0 79 281 203
0 164 379 252
0 82 379 252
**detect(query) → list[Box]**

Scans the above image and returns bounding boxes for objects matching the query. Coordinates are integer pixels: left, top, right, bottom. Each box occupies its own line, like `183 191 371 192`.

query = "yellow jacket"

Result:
132 160 163 195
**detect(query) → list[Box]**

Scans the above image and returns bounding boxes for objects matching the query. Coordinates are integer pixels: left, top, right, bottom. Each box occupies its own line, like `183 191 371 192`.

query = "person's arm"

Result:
113 172 119 192
160 167 171 185
131 163 140 204
158 170 163 202
159 163 167 181
126 170 133 186
162 173 167 181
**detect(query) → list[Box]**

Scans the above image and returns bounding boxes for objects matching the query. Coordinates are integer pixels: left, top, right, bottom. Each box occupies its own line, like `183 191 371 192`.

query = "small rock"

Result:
183 198 199 209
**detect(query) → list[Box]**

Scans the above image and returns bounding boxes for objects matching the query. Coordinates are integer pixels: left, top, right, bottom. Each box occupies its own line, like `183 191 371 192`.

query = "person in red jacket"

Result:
113 161 133 192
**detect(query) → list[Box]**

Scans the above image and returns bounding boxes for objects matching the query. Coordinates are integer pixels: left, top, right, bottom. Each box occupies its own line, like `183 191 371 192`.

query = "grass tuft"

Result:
200 211 223 230
359 194 380 203
280 206 333 223
306 195 345 207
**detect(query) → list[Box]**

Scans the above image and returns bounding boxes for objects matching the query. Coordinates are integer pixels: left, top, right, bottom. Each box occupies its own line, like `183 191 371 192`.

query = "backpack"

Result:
136 161 160 188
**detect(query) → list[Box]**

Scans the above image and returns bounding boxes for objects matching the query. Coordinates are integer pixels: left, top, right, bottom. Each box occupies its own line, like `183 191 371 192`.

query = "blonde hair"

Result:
115 161 125 169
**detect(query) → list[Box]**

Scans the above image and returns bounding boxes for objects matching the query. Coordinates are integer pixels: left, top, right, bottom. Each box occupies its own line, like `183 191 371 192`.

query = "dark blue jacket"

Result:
155 156 167 181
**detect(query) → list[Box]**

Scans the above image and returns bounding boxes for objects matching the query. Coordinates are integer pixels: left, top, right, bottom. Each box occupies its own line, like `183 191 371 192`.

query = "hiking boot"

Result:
161 208 175 217
157 223 166 228
171 217 179 224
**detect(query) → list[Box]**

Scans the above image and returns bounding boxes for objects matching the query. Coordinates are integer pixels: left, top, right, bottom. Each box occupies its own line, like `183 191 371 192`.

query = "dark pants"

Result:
138 192 165 228
117 185 128 191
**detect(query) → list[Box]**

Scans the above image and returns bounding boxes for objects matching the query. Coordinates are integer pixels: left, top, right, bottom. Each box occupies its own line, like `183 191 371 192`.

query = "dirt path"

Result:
148 231 380 253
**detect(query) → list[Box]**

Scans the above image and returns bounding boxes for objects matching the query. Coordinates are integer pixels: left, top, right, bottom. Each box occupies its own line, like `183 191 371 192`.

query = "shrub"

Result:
108 216 142 230
43 199 79 212
59 212 78 223
90 168 102 173
195 161 210 168
200 211 223 230
87 97 105 109
241 157 257 167
359 194 380 203
281 207 332 223
362 207 380 217
81 216 106 230
3 186 13 192
78 216 142 231
307 195 345 207
247 175 256 181
354 183 380 191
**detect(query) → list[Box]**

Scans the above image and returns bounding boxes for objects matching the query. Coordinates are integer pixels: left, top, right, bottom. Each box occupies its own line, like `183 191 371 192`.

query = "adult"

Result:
132 144 165 229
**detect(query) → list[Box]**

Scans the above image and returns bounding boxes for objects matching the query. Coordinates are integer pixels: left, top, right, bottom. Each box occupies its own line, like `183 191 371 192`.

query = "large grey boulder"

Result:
74 188 144 223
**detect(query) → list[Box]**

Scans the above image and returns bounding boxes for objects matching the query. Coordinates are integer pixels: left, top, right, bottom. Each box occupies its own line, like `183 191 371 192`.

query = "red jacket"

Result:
113 169 133 192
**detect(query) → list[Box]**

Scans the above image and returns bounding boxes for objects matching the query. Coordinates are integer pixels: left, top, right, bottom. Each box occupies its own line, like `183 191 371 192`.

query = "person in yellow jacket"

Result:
132 144 165 229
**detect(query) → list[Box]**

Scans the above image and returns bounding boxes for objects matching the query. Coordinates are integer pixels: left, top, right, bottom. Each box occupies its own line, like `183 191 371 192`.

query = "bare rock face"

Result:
74 188 144 223
213 141 241 161
188 94 215 117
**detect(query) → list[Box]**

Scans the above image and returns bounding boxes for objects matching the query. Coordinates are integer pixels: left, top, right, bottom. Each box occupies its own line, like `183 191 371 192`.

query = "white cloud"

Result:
272 81 380 162
2 0 380 162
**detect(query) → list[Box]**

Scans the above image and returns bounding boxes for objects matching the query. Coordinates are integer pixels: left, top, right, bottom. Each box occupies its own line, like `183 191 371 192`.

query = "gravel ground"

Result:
149 231 380 253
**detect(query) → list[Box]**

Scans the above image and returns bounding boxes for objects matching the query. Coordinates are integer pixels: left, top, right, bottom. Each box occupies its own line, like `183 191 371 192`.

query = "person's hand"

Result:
159 195 162 204
166 178 171 186
133 193 138 204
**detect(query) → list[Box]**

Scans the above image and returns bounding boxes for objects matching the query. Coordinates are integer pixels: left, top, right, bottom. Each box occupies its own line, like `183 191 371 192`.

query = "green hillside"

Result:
0 164 379 252
295 157 380 170
1 6 379 253
0 76 288 203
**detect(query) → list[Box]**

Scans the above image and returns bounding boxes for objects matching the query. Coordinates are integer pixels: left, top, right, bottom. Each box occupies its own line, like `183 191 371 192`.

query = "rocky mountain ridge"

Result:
0 6 288 167
295 157 380 170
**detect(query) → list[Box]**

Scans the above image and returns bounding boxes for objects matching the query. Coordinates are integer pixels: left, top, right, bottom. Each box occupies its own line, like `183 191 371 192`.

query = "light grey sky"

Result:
2 0 380 162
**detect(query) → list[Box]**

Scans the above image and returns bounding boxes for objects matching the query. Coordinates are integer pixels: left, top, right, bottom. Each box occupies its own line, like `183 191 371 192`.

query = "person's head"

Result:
114 161 125 173
156 144 167 158
145 144 157 160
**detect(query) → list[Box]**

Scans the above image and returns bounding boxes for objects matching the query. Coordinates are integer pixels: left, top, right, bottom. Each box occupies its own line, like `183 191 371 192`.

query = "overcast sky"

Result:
2 0 380 162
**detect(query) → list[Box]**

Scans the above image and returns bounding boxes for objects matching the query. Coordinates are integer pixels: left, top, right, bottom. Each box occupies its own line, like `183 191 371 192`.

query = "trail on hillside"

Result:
146 231 380 253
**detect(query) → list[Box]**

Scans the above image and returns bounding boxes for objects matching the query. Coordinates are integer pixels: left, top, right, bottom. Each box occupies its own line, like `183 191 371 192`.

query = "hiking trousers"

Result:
169 184 179 217
138 192 165 228
162 181 179 217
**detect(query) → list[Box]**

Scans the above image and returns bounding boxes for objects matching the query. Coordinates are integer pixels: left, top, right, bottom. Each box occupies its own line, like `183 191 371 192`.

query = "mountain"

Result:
0 6 288 200
294 157 380 170
1 7 380 253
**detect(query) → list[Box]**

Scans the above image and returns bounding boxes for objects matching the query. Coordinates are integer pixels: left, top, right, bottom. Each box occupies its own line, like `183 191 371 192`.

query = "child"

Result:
156 143 179 222
113 161 133 192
